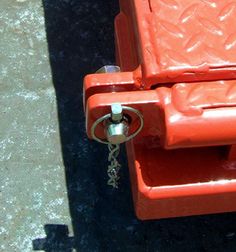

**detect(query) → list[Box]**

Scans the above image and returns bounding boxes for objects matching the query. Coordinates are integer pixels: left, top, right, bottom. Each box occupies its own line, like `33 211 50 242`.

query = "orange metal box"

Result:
84 0 236 220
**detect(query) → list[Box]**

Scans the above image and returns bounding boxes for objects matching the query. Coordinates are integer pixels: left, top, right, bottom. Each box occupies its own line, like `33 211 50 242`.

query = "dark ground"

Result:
2 0 236 251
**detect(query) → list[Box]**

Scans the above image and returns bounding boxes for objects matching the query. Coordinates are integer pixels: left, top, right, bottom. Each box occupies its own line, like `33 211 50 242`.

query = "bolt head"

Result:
106 122 129 144
96 65 120 74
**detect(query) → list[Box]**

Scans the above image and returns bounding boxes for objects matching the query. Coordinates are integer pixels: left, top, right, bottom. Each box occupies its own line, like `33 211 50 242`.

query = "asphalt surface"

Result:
1 0 236 251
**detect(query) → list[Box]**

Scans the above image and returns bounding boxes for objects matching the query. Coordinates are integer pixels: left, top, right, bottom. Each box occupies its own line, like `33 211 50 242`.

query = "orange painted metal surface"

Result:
84 0 236 220
132 0 236 86
127 141 236 220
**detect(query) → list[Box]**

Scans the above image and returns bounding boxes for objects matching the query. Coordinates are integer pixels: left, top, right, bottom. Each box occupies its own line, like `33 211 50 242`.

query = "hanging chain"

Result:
107 144 121 188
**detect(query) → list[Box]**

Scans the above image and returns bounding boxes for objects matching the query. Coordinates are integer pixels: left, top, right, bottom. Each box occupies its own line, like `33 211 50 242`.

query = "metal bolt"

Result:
111 103 123 122
106 121 129 145
106 103 129 145
96 65 120 74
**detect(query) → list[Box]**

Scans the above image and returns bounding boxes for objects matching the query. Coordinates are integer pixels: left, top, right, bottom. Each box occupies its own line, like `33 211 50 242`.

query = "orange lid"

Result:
132 0 236 88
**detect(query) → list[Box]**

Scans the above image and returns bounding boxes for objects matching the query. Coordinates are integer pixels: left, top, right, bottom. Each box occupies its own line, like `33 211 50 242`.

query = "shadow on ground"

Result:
33 1 236 251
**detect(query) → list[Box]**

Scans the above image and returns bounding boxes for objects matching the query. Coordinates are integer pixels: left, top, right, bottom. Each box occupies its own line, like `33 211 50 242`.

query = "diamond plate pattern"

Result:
154 0 236 66
134 0 236 86
172 80 236 114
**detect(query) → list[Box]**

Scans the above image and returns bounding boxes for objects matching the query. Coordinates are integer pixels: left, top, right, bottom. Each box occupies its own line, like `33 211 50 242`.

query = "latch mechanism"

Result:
91 103 143 188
